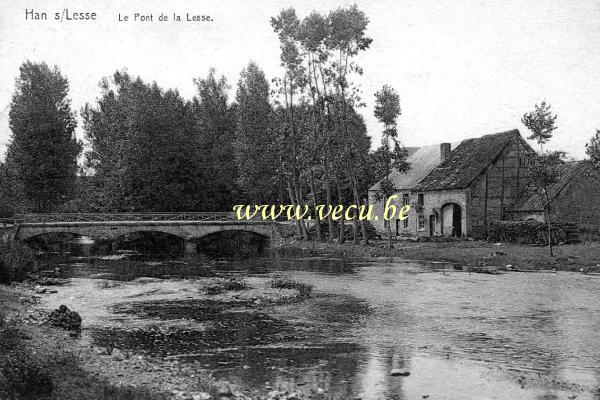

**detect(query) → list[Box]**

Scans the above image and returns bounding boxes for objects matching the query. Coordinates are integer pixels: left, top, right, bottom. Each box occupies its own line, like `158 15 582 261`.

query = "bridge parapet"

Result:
14 212 248 224
11 213 282 248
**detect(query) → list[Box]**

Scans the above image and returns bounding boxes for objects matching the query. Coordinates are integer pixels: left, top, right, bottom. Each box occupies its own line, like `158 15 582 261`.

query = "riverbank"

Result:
2 244 600 399
275 238 600 272
0 273 314 400
0 286 172 399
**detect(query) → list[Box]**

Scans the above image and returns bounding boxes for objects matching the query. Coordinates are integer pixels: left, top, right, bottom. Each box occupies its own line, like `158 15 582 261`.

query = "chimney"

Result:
440 143 451 163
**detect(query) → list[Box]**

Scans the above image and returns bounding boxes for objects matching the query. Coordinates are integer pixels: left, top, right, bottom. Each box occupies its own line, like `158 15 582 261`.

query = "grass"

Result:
275 239 600 271
204 276 249 295
268 277 314 297
0 302 169 400
0 241 37 283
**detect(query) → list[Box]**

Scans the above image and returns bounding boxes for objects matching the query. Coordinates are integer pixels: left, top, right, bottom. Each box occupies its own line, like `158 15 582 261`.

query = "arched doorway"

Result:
441 203 462 237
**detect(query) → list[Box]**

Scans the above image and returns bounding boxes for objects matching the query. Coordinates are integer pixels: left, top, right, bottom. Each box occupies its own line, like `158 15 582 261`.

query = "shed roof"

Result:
507 160 591 212
413 129 523 191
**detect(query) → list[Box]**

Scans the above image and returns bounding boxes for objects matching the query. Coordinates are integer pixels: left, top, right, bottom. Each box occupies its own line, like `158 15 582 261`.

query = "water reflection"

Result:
58 257 600 398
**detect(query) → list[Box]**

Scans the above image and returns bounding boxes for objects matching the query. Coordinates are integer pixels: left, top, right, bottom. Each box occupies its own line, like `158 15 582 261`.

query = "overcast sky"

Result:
1 0 599 160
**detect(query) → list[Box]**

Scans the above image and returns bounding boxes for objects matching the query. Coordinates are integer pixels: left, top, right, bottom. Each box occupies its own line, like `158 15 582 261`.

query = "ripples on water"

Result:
56 257 600 399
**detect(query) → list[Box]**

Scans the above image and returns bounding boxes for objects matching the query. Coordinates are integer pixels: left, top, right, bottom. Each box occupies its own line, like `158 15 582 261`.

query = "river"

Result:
37 256 600 399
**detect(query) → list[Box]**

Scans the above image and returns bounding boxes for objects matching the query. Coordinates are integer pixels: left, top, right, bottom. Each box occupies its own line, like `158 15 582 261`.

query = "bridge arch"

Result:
22 231 86 254
12 213 281 257
192 229 270 257
107 230 187 257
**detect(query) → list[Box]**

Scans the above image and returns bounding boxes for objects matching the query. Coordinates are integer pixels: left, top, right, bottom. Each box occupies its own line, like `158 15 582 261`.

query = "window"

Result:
418 214 425 230
417 193 424 206
402 193 410 229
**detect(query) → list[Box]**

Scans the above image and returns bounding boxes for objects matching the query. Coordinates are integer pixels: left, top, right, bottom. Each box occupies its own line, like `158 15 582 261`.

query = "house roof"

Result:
404 147 420 157
369 143 457 192
413 129 523 191
507 160 591 213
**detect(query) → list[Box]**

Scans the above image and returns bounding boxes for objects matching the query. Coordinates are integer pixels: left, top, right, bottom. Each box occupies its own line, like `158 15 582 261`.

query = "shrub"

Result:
204 277 248 295
0 321 53 399
268 277 313 298
0 349 54 398
0 241 36 283
487 220 569 245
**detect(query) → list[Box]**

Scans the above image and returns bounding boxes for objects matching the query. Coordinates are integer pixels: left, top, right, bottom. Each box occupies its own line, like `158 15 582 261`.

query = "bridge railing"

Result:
13 212 249 223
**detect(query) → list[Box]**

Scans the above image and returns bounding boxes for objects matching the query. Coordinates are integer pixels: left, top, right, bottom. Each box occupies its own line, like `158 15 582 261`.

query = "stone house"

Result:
369 129 534 237
368 143 456 236
506 160 600 228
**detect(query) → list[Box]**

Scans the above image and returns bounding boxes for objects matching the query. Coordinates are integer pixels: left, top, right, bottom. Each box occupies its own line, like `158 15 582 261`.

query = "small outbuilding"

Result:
506 160 600 229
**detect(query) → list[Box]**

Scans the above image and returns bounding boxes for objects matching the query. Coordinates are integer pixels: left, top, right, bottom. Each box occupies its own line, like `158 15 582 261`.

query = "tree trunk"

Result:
336 177 345 244
323 165 335 243
286 181 303 239
350 174 369 245
293 176 310 240
386 220 393 249
545 190 554 257
309 167 322 242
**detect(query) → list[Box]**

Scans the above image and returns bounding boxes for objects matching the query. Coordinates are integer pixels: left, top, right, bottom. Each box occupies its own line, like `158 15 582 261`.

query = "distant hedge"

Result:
486 220 574 245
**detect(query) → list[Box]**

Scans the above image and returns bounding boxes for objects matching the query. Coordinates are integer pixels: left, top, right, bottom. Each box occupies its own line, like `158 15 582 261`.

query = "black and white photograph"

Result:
1 1 600 399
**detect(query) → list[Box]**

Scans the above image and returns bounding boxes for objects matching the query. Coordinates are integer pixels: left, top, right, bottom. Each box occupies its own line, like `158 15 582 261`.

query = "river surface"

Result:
42 257 600 399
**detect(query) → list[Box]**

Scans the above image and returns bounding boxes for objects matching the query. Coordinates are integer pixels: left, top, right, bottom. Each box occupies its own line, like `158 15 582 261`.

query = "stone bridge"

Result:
10 213 282 255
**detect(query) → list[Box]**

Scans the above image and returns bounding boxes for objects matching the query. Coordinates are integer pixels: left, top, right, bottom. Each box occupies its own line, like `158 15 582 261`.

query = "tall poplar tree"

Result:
234 62 278 204
7 61 81 212
373 85 410 249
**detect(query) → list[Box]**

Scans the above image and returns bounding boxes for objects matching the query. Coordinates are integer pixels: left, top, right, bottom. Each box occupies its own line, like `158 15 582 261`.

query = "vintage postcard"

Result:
1 1 599 399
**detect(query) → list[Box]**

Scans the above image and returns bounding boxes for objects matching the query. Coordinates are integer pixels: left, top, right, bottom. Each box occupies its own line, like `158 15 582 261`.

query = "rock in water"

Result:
34 286 46 294
267 390 281 399
48 305 82 331
389 369 410 376
192 394 213 400
112 349 125 361
216 381 232 396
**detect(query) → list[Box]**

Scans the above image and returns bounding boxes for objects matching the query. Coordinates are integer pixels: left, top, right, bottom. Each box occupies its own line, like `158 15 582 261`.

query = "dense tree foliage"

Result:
83 72 200 211
1 6 407 245
193 69 238 210
585 129 600 169
82 70 238 212
234 62 278 204
6 61 81 212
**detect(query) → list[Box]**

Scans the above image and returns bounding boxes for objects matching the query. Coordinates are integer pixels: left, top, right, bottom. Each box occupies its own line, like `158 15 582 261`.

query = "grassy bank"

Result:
275 238 600 271
0 241 37 283
0 287 170 400
0 270 315 400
